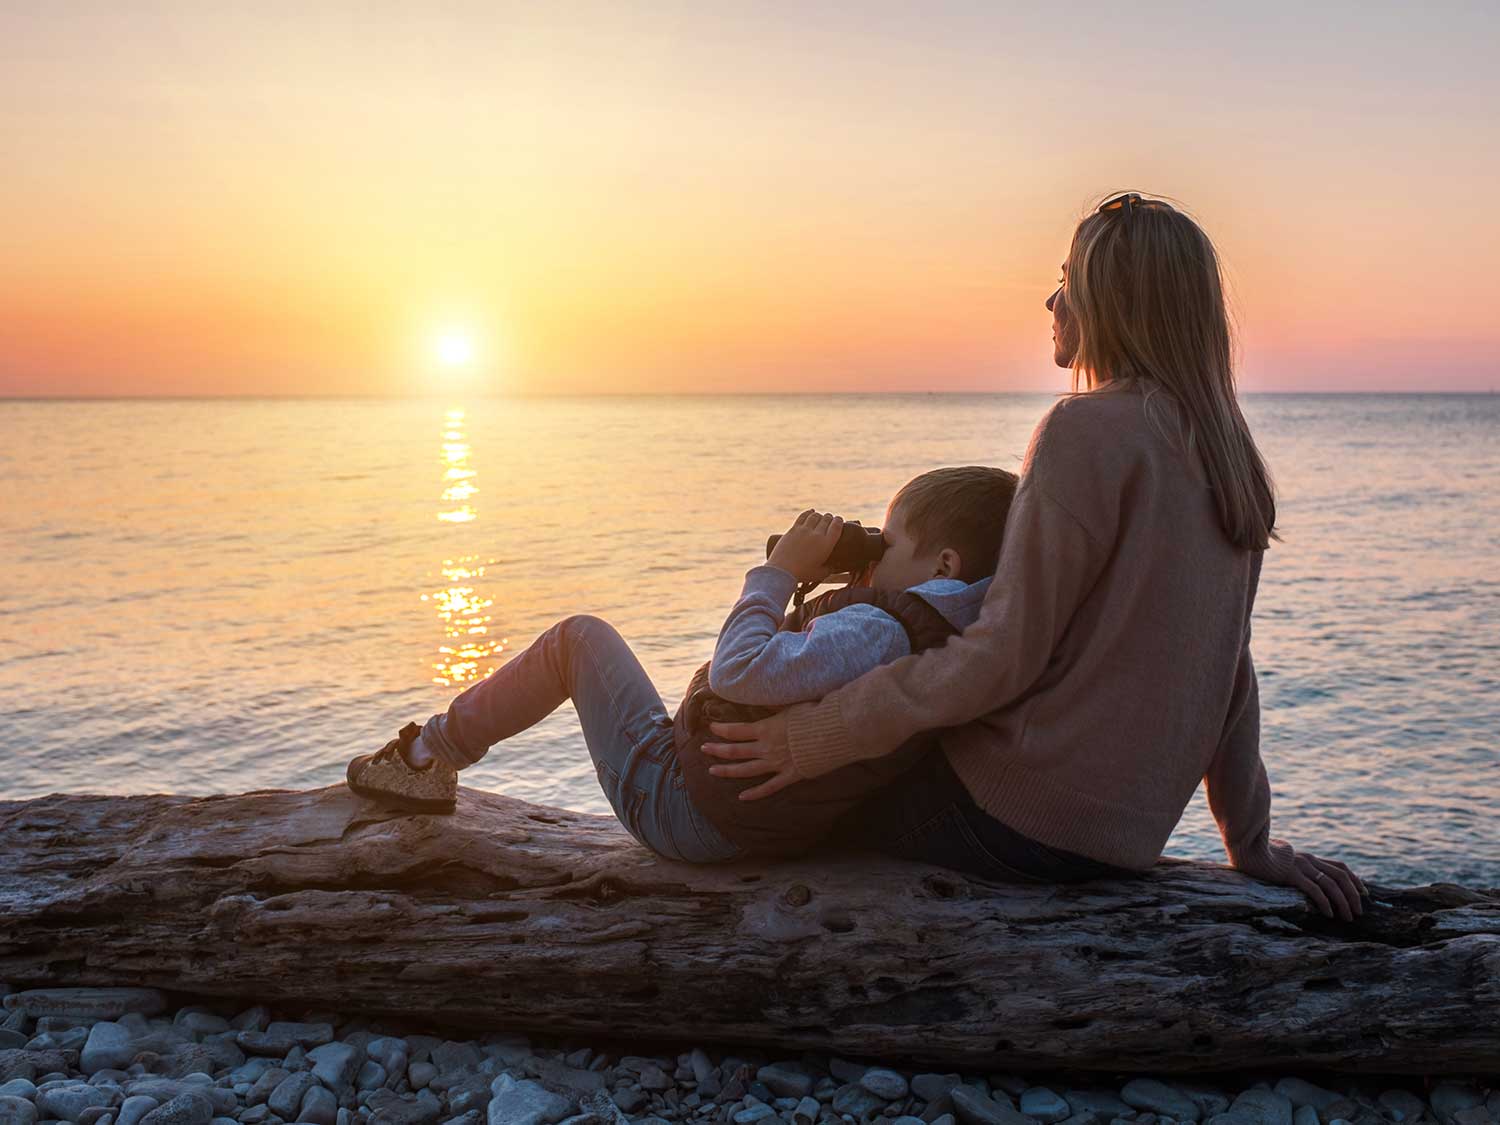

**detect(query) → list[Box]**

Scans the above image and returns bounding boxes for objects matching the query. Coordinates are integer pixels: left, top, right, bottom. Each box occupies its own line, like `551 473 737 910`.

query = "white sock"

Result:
405 732 437 768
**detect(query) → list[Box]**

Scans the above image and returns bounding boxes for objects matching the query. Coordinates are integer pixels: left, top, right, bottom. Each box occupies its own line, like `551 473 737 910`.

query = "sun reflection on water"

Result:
421 407 505 686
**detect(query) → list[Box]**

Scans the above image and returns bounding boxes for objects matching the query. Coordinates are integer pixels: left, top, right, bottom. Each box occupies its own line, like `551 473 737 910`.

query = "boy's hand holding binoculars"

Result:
766 509 844 584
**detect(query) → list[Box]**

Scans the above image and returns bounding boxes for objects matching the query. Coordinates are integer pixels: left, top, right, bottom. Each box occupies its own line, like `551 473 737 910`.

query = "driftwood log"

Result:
1 785 1496 1076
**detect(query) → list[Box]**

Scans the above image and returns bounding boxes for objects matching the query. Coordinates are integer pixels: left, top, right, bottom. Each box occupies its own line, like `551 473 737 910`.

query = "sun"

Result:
433 328 477 370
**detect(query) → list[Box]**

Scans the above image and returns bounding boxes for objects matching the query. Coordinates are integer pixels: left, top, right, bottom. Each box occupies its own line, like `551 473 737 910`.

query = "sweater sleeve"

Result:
783 465 1113 780
1202 636 1299 883
709 565 911 706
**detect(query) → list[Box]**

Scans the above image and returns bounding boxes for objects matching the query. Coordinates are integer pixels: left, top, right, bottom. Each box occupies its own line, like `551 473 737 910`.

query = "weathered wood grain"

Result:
1 786 1496 1074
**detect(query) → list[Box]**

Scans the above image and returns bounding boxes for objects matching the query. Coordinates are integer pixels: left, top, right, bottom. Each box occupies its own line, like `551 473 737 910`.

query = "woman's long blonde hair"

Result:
1064 192 1279 550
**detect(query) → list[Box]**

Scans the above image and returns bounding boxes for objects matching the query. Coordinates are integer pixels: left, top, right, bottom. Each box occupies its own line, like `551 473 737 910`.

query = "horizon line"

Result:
2 389 1497 403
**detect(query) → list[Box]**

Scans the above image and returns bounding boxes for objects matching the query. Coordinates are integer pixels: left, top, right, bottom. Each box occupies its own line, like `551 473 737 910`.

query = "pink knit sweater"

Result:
783 385 1299 881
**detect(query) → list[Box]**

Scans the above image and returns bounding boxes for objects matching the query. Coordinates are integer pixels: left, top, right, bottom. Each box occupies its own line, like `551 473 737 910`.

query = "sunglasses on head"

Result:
1097 192 1169 225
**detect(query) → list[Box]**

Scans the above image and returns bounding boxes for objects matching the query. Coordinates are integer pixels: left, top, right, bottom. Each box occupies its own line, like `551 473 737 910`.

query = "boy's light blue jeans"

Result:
413 614 744 864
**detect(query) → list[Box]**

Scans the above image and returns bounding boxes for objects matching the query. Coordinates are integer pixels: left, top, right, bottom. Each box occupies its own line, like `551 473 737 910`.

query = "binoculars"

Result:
765 521 887 574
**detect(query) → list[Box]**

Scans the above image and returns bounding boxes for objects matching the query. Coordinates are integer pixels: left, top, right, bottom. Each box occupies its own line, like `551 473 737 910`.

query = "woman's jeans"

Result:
828 745 1140 885
414 614 744 864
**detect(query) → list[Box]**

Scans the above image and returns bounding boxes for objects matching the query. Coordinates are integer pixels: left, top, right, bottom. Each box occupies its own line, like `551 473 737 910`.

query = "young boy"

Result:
346 465 1018 862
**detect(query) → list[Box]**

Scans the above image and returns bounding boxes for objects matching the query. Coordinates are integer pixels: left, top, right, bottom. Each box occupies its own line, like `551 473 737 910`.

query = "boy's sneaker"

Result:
346 722 457 814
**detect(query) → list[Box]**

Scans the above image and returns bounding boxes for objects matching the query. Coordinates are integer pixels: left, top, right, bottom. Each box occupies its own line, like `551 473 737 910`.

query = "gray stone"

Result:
1377 1092 1428 1124
931 1118 957 1125
485 1075 572 1125
1123 1083 1201 1125
992 1077 1030 1099
792 1095 820 1125
756 1065 813 1101
732 1104 776 1124
0 1036 26 1053
238 1107 270 1125
916 1075 966 1104
300 1087 338 1125
366 1090 441 1125
246 1070 289 1109
428 1044 482 1076
269 1075 320 1121
229 1061 278 1086
307 1045 361 1095
116 1098 159 1125
266 1025 334 1050
636 1065 671 1093
1060 1113 1101 1125
4 992 167 1023
0 1082 36 1100
833 1083 887 1117
404 1066 433 1093
444 1077 492 1118
862 1068 909 1101
1274 1084 1341 1115
951 1086 1029 1125
1431 1086 1483 1124
521 1061 602 1096
78 1110 112 1125
1227 1090 1294 1125
137 1093 214 1125
1293 1107 1320 1125
81 1026 136 1078
688 1050 713 1086
37 1085 113 1122
177 1017 228 1041
0 1096 37 1125
1451 1109 1491 1125
1067 1093 1136 1120
208 1118 235 1125
1023 1089 1074 1124
355 1064 386 1093
228 1009 269 1034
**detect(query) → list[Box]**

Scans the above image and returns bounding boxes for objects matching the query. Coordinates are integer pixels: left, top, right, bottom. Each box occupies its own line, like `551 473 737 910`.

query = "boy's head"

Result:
867 466 1020 591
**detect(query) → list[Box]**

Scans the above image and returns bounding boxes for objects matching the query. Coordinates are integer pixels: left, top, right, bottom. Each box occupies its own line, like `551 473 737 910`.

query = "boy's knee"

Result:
557 613 617 645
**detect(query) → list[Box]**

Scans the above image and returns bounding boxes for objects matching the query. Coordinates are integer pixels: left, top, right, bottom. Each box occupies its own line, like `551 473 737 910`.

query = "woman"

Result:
702 191 1369 921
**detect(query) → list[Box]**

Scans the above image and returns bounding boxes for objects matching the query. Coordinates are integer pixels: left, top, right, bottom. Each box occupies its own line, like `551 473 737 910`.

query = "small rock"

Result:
0 1095 38 1125
239 1108 270 1125
405 1065 433 1093
757 1065 813 1101
81 1026 136 1078
1274 1083 1341 1115
1431 1086 1484 1125
137 1093 214 1125
272 1024 336 1050
1122 1082 1201 1125
916 1075 966 1104
1376 1092 1427 1124
79 1107 115 1125
991 1077 1031 1099
1067 1093 1136 1120
485 1075 572 1125
689 1050 713 1086
733 1105 777 1125
300 1086 339 1125
308 1044 361 1095
365 1089 441 1125
228 1009 269 1034
792 1095 820 1125
610 1087 646 1115
0 1036 26 1054
0 1082 36 1100
428 1044 482 1076
1229 1090 1294 1125
951 1086 1029 1125
1022 1089 1073 1124
1293 1108 1319 1125
861 1069 909 1101
832 1083 887 1117
636 1065 672 1093
37 1085 113 1122
1451 1111 1490 1125
269 1075 320 1121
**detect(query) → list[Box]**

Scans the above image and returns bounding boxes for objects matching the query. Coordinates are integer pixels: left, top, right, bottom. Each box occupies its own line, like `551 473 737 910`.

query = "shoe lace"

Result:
373 722 424 768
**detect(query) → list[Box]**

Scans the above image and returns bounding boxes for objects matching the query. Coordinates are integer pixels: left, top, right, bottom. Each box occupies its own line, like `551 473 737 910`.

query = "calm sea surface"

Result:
1 394 1495 887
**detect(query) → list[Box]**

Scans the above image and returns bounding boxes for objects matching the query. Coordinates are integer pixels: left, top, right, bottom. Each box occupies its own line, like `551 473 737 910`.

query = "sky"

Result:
2 0 1498 396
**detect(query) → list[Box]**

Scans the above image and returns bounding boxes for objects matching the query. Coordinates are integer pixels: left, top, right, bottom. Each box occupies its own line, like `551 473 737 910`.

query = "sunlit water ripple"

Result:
1 393 1495 887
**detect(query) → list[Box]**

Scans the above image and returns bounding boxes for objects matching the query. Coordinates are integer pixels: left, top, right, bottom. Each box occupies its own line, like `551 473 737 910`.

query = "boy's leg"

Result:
417 614 740 863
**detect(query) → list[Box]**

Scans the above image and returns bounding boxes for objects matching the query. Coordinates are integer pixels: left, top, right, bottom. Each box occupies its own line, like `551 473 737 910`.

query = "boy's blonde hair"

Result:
889 465 1020 583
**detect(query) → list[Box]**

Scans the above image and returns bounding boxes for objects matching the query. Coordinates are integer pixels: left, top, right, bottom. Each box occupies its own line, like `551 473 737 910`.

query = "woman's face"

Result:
1046 263 1078 368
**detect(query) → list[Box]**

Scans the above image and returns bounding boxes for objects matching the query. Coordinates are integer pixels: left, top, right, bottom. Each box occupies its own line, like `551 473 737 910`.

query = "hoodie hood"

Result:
904 575 992 630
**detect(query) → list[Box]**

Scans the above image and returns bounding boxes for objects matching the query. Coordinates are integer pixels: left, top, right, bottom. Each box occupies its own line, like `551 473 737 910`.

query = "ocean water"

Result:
1 393 1495 888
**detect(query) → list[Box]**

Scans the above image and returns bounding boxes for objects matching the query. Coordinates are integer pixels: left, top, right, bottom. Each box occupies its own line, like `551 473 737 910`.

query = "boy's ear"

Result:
936 548 962 579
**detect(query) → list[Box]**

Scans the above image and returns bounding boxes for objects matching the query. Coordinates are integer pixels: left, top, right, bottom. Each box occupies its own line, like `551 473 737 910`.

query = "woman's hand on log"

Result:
1287 847 1369 921
702 713 805 801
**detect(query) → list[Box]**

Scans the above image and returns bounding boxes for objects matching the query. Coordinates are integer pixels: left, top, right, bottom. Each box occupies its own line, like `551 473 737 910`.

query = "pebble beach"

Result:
0 988 1494 1125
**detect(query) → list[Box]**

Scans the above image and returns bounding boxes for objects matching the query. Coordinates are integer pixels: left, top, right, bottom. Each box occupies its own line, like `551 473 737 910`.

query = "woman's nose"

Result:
1046 287 1058 313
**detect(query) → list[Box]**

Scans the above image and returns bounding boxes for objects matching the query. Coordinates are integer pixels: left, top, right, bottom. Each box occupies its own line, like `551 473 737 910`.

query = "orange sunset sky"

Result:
2 1 1498 397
